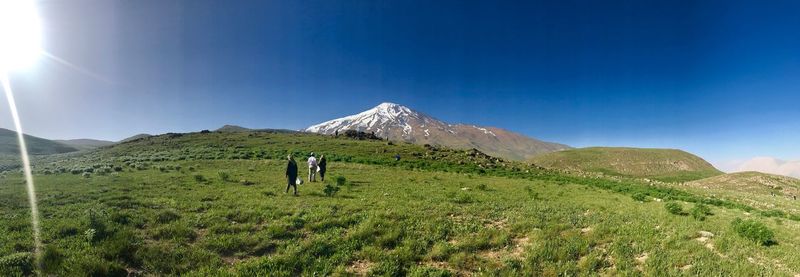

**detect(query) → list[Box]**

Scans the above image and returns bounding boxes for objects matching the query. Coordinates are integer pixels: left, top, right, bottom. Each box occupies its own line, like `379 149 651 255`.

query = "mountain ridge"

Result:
0 128 78 155
305 102 570 160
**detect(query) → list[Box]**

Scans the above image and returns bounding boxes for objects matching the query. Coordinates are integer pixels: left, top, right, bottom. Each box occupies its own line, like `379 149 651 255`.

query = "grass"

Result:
530 147 723 182
0 131 798 275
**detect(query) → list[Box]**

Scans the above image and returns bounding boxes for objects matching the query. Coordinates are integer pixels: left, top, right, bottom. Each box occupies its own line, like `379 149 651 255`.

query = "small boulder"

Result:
698 231 714 238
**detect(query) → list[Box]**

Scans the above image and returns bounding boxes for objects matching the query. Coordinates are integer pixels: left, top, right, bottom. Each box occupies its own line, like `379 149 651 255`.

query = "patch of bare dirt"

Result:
635 253 649 271
347 260 374 276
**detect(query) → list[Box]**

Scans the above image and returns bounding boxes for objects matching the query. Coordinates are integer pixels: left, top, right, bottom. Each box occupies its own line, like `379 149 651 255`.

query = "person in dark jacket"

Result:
285 155 298 195
318 155 327 182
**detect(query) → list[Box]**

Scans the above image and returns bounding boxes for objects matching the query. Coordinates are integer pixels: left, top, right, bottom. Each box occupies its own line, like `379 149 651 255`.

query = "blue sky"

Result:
2 0 800 166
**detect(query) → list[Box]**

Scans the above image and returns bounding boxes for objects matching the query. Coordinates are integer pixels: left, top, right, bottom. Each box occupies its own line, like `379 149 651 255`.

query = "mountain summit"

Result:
305 103 569 160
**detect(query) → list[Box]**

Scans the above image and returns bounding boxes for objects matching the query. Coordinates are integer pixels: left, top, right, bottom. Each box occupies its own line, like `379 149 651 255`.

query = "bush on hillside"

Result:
665 202 685 216
218 171 231 182
323 183 340 197
732 218 775 246
631 193 649 202
335 176 347 186
691 204 712 221
0 252 34 276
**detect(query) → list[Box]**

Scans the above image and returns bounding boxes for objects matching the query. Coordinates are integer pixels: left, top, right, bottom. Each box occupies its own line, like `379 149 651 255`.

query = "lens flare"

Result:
1 74 42 267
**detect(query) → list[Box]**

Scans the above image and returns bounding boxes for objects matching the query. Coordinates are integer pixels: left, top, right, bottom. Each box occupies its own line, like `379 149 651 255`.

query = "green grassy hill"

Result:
687 171 800 196
54 139 115 151
0 128 78 155
530 147 723 182
679 171 800 213
0 132 798 276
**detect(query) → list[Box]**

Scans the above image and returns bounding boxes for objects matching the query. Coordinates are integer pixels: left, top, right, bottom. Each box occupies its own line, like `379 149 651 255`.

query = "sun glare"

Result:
0 0 42 72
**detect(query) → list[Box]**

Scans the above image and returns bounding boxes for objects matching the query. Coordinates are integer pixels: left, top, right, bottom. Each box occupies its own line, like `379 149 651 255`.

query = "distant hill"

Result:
686 171 800 197
215 125 298 133
0 128 78 155
305 103 570 161
54 139 115 151
530 147 723 182
120 134 153 143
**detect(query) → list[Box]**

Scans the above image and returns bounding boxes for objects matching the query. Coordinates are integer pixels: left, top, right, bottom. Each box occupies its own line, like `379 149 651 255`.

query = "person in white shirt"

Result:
307 152 318 182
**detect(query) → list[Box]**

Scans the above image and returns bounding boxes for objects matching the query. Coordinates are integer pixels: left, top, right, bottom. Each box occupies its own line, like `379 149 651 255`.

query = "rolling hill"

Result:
3 130 798 276
305 102 570 161
54 138 115 151
119 133 153 143
530 147 723 182
215 125 298 134
0 128 78 155
686 171 800 197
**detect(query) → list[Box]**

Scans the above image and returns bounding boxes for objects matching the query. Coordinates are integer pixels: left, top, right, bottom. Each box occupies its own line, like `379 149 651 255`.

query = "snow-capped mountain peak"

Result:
305 103 444 137
305 102 570 160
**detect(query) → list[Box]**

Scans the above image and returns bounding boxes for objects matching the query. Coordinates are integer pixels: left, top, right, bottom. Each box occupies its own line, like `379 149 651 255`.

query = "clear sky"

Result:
2 0 800 168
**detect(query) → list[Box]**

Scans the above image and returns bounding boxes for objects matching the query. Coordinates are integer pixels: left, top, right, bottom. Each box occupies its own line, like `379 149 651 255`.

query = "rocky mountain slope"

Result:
305 103 569 160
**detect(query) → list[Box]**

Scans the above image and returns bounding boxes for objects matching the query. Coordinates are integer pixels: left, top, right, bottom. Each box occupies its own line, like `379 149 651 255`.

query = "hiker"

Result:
285 155 298 195
395 154 401 161
318 155 327 182
308 152 318 182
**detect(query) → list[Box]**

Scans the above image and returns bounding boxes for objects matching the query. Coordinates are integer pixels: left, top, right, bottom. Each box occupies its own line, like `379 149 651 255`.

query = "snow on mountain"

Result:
305 103 570 161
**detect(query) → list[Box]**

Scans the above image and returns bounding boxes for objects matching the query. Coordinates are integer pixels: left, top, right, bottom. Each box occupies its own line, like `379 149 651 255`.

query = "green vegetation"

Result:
530 147 723 182
691 204 713 221
665 202 685 216
731 219 776 246
0 128 78 155
0 131 797 275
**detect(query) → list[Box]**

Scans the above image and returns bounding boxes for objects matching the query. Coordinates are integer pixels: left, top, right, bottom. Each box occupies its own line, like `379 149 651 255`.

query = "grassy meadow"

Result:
0 132 799 276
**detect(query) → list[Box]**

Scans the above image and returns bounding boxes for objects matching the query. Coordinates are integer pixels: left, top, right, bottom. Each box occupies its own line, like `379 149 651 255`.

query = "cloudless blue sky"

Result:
2 0 800 165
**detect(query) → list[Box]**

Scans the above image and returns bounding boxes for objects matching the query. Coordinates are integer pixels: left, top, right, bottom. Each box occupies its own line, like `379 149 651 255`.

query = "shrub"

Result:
632 193 649 202
691 204 712 221
450 192 475 204
82 172 91 178
218 171 231 182
477 184 488 191
0 252 34 276
194 174 206 183
156 210 181 224
665 202 685 215
732 218 775 246
323 183 340 197
41 245 65 274
524 186 539 200
335 176 347 186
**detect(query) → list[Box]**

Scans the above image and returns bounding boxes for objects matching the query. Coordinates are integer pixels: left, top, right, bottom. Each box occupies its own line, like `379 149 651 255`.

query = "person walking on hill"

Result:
318 155 327 182
285 155 298 195
308 152 318 182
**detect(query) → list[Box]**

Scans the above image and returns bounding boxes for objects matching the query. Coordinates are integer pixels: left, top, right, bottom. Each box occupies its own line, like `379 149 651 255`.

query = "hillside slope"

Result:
0 128 78 155
54 139 115 151
5 131 799 276
686 171 800 196
530 147 723 182
215 125 298 134
305 103 569 161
